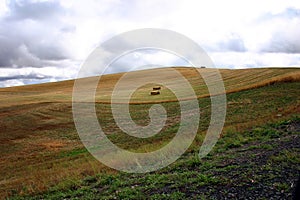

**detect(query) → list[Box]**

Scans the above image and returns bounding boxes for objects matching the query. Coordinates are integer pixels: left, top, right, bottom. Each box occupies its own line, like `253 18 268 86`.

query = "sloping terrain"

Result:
0 67 299 199
0 67 299 106
14 118 300 199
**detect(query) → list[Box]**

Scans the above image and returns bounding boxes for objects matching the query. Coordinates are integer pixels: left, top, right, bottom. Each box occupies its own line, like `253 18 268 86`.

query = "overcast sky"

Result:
0 0 300 87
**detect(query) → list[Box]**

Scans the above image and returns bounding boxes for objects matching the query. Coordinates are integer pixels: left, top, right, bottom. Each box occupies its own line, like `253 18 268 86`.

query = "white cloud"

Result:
211 52 300 68
0 0 300 87
0 79 24 87
107 49 190 74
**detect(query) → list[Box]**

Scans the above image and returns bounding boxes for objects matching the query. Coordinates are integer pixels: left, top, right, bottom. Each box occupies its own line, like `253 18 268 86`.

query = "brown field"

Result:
0 67 299 198
1 67 299 106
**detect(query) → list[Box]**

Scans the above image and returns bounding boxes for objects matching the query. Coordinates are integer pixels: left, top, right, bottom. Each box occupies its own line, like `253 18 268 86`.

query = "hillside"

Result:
0 67 299 199
0 67 299 106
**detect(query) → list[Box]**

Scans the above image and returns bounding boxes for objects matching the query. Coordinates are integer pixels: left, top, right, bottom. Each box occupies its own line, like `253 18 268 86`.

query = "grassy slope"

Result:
0 67 299 199
14 117 300 200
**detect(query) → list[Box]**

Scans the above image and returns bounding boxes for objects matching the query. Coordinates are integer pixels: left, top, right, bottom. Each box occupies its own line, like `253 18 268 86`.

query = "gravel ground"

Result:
196 120 300 199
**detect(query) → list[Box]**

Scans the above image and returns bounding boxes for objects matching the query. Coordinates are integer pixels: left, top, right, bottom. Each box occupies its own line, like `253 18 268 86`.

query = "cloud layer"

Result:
0 0 300 87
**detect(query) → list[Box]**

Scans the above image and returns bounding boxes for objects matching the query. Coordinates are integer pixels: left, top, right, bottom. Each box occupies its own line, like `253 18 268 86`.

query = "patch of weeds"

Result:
215 164 239 173
150 191 185 200
58 148 88 158
259 144 275 150
82 176 98 185
47 177 82 196
96 174 117 186
247 144 274 150
198 161 215 172
217 129 250 152
273 182 290 192
268 150 300 164
225 141 242 149
251 127 280 139
246 145 259 150
115 187 144 200
195 174 221 186
185 156 202 168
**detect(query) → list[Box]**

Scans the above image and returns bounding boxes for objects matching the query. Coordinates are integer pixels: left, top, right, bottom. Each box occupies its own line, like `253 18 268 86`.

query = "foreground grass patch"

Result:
10 117 299 199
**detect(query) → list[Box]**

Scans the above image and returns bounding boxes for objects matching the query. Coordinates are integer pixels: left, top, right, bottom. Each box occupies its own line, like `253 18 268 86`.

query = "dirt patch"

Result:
40 141 65 151
194 120 300 199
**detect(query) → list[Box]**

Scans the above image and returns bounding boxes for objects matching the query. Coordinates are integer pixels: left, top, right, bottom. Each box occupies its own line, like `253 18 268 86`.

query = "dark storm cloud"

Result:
0 0 71 68
26 40 69 61
0 29 69 68
0 34 19 66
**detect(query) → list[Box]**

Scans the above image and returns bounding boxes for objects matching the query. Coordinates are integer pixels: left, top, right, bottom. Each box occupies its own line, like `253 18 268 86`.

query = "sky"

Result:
0 0 300 87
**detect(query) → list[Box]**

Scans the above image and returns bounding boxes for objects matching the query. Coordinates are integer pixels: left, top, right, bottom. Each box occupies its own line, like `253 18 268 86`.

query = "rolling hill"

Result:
0 67 299 199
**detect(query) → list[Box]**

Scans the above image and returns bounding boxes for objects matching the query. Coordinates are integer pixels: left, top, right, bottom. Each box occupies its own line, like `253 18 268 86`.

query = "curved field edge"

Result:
0 81 299 199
